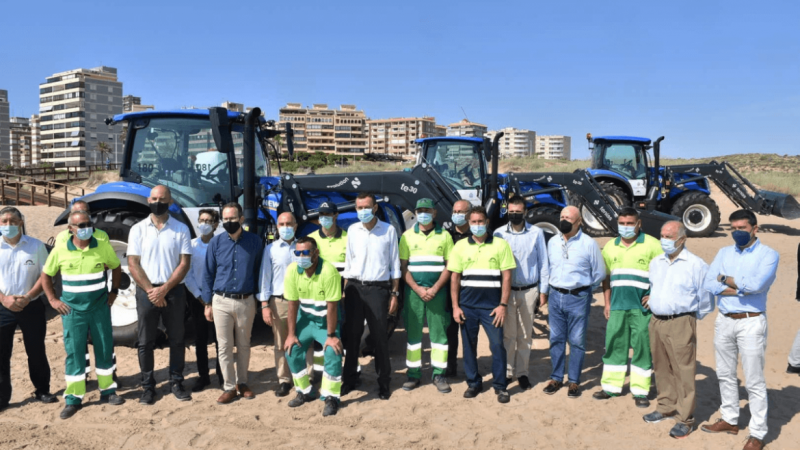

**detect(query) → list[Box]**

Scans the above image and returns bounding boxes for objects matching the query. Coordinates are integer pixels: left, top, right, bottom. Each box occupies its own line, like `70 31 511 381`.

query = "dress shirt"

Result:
203 231 263 304
649 248 715 319
184 237 209 299
342 220 401 282
493 222 549 291
546 229 605 294
703 239 779 314
127 216 192 284
257 238 296 301
0 235 48 296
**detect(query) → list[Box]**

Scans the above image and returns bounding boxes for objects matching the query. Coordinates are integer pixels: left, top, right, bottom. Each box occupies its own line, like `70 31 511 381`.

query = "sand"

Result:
2 189 800 450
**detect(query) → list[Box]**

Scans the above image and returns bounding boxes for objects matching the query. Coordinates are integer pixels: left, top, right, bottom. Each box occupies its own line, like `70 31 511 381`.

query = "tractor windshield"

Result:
423 140 485 191
593 142 648 180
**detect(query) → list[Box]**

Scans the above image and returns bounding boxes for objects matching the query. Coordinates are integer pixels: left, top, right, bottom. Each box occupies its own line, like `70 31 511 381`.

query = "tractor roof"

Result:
593 136 651 144
414 137 484 144
110 109 253 125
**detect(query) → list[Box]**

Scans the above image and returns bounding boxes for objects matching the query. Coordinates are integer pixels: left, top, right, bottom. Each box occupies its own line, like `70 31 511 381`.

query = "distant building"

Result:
39 66 124 167
277 103 368 155
9 117 32 167
366 117 444 158
447 119 487 138
123 95 154 112
30 114 41 166
485 127 537 157
0 90 9 166
222 101 244 113
535 135 571 160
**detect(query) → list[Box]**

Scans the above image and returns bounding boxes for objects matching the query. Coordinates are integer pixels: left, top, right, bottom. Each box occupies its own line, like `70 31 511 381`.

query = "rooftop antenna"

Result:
460 106 469 122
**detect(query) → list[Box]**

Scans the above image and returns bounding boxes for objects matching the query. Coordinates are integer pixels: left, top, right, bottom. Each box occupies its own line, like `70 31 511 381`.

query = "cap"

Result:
319 202 338 214
415 198 435 210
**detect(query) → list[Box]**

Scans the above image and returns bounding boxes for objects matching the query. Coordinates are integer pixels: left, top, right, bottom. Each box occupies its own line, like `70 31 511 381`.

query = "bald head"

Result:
71 200 90 213
561 205 580 223
149 185 172 203
661 220 686 240
277 212 296 228
453 200 471 213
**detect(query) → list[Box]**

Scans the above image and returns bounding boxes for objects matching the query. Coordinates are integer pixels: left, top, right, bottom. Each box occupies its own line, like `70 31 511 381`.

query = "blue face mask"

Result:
319 216 334 229
76 227 93 241
357 208 374 223
279 226 295 241
417 212 433 226
0 225 19 239
618 225 637 239
470 224 487 237
296 256 313 269
451 213 466 226
732 229 752 247
661 238 679 255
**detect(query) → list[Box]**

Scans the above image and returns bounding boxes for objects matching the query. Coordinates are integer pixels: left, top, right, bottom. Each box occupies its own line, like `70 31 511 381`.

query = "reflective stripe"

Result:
630 387 649 396
313 365 325 371
332 262 345 269
461 280 501 288
407 343 422 351
431 360 447 369
409 255 445 263
320 389 340 399
408 266 445 272
63 393 84 399
630 365 652 378
610 268 649 278
293 368 309 378
62 272 105 282
430 343 448 351
300 298 327 308
610 280 650 290
295 384 313 394
62 281 106 293
300 306 327 317
313 351 324 357
95 366 116 376
65 374 86 382
406 359 422 368
603 364 628 373
323 371 342 382
601 383 623 394
463 269 501 277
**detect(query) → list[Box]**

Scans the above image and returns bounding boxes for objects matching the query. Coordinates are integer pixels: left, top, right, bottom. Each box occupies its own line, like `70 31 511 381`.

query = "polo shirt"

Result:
127 216 192 285
43 236 121 312
399 223 454 287
55 228 109 246
283 258 342 327
601 231 663 311
0 235 48 297
448 234 516 309
310 228 348 273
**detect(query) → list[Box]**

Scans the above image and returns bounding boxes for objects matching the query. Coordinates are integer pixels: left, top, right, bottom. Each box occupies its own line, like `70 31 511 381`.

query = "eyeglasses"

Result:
198 220 216 225
293 250 312 256
74 222 92 229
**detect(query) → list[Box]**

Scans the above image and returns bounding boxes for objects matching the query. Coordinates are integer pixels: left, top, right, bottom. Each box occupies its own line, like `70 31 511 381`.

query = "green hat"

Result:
415 198 435 210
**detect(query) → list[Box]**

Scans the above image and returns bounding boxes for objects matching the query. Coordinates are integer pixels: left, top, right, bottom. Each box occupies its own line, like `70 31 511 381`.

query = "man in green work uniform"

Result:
54 201 109 245
593 207 663 408
399 198 453 393
283 237 343 417
41 210 124 419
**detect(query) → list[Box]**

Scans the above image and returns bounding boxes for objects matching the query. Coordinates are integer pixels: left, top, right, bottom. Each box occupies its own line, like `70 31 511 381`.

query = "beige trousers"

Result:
503 287 539 379
212 294 256 392
269 296 313 384
649 314 697 424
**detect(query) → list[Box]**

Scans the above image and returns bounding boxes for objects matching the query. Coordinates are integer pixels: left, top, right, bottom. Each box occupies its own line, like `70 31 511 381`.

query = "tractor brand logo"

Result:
572 179 582 186
401 183 418 194
267 200 279 209
24 260 34 266
547 176 553 182
351 177 361 189
593 200 600 206
327 178 349 189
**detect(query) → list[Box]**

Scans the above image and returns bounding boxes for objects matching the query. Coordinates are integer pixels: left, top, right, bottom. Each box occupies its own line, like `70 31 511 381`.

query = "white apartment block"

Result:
367 117 444 158
277 103 368 155
535 135 571 160
485 127 537 157
0 90 9 166
447 119 487 138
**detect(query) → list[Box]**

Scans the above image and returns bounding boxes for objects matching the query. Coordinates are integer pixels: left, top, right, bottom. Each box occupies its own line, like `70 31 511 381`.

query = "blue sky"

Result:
1 0 798 159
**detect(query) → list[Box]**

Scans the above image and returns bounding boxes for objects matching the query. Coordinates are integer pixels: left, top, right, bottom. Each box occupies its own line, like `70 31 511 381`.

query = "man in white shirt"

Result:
127 185 192 405
643 221 714 439
0 207 57 410
341 192 401 400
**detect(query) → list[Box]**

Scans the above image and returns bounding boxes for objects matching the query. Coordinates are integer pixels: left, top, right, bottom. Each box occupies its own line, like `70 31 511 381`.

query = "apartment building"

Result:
38 66 123 167
366 117 444 158
277 103 368 155
0 90 9 166
123 95 154 113
535 135 572 160
485 127 537 157
8 117 32 167
30 114 41 166
446 119 487 138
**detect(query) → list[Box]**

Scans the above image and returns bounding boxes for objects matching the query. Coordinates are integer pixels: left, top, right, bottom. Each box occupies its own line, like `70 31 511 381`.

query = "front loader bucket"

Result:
760 190 800 220
638 209 679 237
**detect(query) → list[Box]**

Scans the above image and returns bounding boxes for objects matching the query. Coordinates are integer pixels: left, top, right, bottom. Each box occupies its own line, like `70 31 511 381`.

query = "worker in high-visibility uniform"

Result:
399 198 454 393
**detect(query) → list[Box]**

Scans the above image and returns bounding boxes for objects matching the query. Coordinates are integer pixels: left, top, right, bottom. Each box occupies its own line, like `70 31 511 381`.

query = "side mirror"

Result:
482 137 492 162
209 107 234 154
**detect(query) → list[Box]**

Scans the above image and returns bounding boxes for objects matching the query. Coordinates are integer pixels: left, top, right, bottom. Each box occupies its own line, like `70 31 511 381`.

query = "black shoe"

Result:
495 388 510 404
787 363 800 374
171 383 192 402
288 391 316 408
634 396 650 408
100 394 125 405
275 382 293 397
378 389 391 400
59 404 81 419
192 377 211 393
567 383 581 398
341 378 362 396
322 397 339 416
139 389 156 405
34 393 58 404
593 390 615 400
463 385 482 398
518 376 532 391
543 380 563 395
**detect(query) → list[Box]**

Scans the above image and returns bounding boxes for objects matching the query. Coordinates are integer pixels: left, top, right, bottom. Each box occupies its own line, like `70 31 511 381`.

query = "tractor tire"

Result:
578 182 632 237
670 192 721 237
526 206 561 244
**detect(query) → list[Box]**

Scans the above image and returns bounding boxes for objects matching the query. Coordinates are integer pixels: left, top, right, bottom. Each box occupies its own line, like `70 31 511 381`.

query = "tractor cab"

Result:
416 137 489 206
589 135 653 197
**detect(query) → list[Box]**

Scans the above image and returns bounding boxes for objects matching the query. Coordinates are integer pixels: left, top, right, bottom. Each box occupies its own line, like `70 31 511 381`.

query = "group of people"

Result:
0 184 798 449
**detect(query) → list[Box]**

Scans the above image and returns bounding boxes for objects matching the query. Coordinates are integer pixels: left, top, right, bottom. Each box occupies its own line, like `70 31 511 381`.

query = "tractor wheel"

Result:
579 182 631 237
670 192 721 237
526 206 561 244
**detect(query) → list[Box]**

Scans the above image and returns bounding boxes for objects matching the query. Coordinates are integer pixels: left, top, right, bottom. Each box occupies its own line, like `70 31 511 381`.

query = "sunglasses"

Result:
293 250 312 256
74 222 92 229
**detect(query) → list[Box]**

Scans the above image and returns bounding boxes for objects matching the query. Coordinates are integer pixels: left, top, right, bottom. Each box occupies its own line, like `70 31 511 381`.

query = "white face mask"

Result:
198 223 213 236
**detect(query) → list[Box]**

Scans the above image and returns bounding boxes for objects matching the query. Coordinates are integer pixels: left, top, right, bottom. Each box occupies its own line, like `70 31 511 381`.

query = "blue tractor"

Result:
580 134 800 237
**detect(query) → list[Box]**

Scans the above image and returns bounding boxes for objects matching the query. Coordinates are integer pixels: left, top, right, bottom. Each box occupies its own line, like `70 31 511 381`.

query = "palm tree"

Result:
96 141 112 167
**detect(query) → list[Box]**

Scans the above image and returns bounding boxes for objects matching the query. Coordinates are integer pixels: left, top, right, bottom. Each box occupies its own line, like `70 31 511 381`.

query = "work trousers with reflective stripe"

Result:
63 305 116 405
649 314 697 424
504 287 539 379
600 308 652 397
268 296 314 384
287 315 342 399
404 287 449 379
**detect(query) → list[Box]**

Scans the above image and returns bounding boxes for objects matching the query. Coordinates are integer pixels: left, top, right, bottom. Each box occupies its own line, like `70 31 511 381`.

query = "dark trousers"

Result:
444 291 460 375
187 291 222 384
0 300 50 406
342 283 391 391
461 304 508 391
136 286 186 389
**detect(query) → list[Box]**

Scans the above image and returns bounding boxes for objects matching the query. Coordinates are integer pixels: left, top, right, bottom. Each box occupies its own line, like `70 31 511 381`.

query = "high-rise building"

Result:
123 95 154 112
485 127 537 157
30 114 41 166
277 103 368 155
0 90 9 166
535 135 571 160
366 117 444 158
447 119 488 138
222 101 244 113
38 66 123 167
9 117 32 167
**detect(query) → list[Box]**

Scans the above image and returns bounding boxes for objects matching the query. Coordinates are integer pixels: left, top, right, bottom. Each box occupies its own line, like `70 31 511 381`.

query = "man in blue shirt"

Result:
700 210 778 450
203 202 263 404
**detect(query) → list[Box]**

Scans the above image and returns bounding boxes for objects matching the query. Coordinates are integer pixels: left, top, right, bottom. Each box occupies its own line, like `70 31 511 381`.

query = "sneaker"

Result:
643 410 676 424
433 375 451 394
463 385 482 398
100 394 125 405
495 388 510 404
322 397 339 417
402 377 420 391
634 396 650 408
139 389 156 405
700 418 739 435
59 404 81 419
34 393 58 404
275 382 293 397
518 376 532 391
669 422 693 439
288 391 317 408
171 383 192 402
191 377 211 393
543 380 563 395
567 383 581 398
592 390 615 400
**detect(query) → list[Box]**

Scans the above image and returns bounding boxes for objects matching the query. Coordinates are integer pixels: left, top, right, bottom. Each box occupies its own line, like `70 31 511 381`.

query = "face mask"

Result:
416 212 433 226
451 213 466 226
470 224 487 237
76 227 93 241
508 213 524 226
198 223 213 236
319 216 334 229
357 208 374 223
661 238 679 255
279 226 295 241
618 225 637 239
559 220 573 234
223 221 241 234
0 225 20 239
149 202 170 216
297 256 313 269
732 229 752 247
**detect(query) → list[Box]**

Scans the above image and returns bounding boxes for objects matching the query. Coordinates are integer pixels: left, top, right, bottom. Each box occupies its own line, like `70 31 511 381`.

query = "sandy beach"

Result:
1 188 799 450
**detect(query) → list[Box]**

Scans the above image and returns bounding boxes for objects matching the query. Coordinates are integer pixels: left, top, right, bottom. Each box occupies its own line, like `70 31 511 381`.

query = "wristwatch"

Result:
390 291 400 297
327 333 336 337
720 275 728 283
110 288 119 295
499 303 508 308
261 302 270 310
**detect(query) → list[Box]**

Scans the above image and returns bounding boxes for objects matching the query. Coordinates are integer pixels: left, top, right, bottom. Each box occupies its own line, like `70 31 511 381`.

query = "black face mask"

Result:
508 213 525 226
149 202 169 216
559 219 573 234
223 221 241 234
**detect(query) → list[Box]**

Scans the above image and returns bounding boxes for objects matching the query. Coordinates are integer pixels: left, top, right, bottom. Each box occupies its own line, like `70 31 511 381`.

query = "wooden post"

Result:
47 184 51 207
15 182 20 206
0 179 4 206
31 185 36 206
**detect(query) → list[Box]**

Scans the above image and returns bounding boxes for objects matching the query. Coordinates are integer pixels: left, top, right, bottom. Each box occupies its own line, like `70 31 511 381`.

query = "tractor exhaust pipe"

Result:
653 136 664 175
243 107 261 233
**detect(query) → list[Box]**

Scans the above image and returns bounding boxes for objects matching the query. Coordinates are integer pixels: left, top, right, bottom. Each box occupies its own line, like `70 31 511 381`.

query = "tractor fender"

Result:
586 170 634 200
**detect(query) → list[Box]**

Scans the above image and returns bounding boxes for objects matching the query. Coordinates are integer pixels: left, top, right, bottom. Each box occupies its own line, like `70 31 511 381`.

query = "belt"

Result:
511 282 538 292
550 285 590 296
653 312 695 321
151 283 164 287
724 312 763 319
348 279 391 288
214 292 252 300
